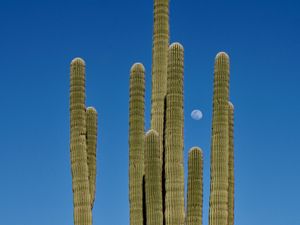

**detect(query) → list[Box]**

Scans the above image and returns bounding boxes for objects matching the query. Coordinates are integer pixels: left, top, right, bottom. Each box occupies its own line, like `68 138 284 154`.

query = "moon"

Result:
191 110 203 120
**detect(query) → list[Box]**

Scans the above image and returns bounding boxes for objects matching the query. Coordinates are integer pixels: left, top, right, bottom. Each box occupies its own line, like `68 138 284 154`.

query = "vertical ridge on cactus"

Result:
144 130 163 225
151 0 170 161
228 102 234 225
129 63 146 225
165 42 185 225
209 52 230 225
86 106 98 209
70 58 93 225
186 147 203 225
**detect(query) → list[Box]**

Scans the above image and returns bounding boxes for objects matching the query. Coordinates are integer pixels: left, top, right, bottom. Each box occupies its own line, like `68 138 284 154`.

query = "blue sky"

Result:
0 0 299 224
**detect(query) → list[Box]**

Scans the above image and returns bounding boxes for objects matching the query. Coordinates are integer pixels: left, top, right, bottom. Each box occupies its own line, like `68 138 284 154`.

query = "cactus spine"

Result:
186 147 203 225
151 0 170 160
228 102 234 225
165 43 185 225
70 58 98 225
144 130 163 225
129 63 146 225
209 52 230 225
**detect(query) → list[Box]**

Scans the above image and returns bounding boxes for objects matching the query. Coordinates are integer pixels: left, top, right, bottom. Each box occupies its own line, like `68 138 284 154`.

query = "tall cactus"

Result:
186 147 203 225
165 42 185 225
228 102 234 225
151 0 170 160
209 52 230 225
129 63 146 225
70 58 98 225
144 130 163 225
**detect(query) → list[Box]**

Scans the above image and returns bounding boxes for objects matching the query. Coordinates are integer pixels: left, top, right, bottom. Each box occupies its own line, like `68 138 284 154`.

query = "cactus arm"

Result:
165 42 185 225
144 130 163 225
129 63 146 225
186 147 203 225
209 52 230 225
86 106 98 209
228 102 234 225
70 58 92 225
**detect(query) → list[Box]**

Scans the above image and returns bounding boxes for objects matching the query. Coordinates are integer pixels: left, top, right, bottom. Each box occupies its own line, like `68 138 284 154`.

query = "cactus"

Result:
186 147 203 225
128 1 235 225
209 52 230 225
151 0 170 160
165 42 185 225
129 63 146 225
70 58 98 225
228 102 234 225
144 130 163 225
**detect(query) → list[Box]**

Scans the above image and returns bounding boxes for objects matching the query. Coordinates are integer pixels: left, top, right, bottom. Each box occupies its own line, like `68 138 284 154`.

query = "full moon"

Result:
191 110 203 120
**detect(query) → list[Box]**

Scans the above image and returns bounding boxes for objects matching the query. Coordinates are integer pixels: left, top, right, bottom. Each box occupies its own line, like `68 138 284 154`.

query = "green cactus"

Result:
209 52 230 225
151 0 170 160
165 42 185 225
70 58 98 225
86 107 98 209
129 63 146 225
186 147 203 225
128 1 235 225
144 130 163 225
228 102 234 225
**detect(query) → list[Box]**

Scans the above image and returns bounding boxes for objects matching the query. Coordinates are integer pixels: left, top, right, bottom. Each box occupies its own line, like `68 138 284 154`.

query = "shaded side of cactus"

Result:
209 52 230 225
186 147 203 225
164 42 185 225
151 0 170 160
129 63 146 225
70 58 92 225
144 130 163 225
228 102 234 225
86 106 98 209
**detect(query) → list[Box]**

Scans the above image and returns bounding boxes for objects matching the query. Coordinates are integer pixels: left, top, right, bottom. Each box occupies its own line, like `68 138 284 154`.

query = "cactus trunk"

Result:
144 130 163 225
151 0 170 160
165 42 185 225
129 63 146 225
70 58 92 225
209 52 230 225
228 102 234 225
186 147 203 225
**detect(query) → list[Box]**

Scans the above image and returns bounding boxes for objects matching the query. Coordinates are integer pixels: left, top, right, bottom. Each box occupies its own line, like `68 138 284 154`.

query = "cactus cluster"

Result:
129 1 235 225
70 58 98 225
68 1 234 225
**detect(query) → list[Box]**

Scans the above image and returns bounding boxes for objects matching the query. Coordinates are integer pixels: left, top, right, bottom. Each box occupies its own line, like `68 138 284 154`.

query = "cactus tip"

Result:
228 101 234 109
215 51 229 60
145 129 159 137
189 146 203 154
87 106 97 114
130 62 145 73
71 57 86 66
169 42 184 51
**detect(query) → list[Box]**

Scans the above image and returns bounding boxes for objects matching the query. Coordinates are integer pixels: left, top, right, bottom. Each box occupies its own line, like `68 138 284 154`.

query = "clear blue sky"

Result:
0 0 299 224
